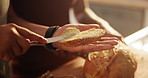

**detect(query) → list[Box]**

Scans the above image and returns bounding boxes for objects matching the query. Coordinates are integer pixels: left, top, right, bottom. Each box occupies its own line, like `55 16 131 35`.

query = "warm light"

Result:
131 41 143 50
143 43 148 52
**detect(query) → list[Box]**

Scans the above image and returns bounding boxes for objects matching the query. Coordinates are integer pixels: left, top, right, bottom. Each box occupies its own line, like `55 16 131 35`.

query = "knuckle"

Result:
8 23 17 27
7 27 16 35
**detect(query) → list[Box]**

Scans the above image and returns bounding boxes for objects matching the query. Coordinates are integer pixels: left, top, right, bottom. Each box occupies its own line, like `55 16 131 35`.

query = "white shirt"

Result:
0 0 9 25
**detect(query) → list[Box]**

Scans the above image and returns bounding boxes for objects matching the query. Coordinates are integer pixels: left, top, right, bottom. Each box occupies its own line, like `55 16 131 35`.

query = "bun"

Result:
59 27 106 47
83 42 137 78
60 27 137 78
42 27 137 78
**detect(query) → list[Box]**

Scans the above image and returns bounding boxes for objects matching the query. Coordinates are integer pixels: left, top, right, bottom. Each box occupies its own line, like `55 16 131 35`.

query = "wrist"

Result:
45 26 60 50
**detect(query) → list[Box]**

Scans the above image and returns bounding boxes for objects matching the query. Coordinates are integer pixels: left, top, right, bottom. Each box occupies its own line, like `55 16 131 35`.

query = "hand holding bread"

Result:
52 24 118 53
41 24 137 78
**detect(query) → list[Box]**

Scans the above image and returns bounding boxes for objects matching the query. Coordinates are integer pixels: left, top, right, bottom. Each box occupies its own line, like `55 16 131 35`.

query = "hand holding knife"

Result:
30 33 75 46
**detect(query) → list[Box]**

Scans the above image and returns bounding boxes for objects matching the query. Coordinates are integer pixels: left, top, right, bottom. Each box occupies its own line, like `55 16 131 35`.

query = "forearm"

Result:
8 16 49 36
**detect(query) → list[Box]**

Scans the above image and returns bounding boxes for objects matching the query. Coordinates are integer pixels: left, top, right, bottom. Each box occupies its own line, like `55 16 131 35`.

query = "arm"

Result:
7 3 118 54
7 5 49 36
0 23 47 60
73 0 122 38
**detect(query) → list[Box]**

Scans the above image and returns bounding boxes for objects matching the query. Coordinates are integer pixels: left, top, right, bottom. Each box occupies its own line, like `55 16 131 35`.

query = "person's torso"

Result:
10 1 78 77
11 0 77 26
0 0 10 25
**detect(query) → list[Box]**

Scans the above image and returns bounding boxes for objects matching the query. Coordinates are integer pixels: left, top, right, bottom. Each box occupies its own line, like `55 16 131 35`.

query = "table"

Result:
51 50 148 78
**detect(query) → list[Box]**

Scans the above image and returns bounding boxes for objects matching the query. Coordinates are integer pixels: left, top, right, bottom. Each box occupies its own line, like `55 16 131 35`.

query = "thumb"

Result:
15 25 47 43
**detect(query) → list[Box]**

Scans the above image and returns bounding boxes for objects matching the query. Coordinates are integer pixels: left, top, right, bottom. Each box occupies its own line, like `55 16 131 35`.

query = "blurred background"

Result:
89 0 148 53
89 1 148 77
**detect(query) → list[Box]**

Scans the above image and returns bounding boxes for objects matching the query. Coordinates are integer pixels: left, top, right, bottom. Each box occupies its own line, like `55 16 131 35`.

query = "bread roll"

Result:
60 27 137 78
83 42 137 78
41 27 137 78
40 71 76 78
59 27 106 47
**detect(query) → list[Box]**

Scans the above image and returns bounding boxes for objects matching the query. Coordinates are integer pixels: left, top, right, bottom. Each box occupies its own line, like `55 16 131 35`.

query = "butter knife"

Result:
30 33 75 46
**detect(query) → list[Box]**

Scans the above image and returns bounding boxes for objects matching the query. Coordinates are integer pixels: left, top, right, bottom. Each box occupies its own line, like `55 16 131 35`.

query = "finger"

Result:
11 27 30 54
12 42 23 56
93 40 118 45
65 44 113 53
102 34 126 44
64 24 100 31
15 25 47 43
103 34 123 40
100 37 118 40
16 36 30 54
76 24 100 31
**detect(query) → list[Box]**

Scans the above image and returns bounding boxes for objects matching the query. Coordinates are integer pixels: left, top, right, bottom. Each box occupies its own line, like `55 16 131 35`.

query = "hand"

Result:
52 24 118 53
0 23 47 60
102 33 126 44
97 21 124 42
52 24 100 37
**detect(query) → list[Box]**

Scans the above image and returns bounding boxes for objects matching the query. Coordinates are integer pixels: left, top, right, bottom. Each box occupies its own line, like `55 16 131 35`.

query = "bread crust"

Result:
51 28 137 78
83 42 137 78
59 37 102 47
58 28 106 47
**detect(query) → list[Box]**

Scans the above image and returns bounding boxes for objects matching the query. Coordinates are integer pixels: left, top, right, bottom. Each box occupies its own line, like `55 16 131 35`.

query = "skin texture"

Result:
0 23 47 60
7 0 122 78
0 23 117 61
83 42 137 78
53 24 118 53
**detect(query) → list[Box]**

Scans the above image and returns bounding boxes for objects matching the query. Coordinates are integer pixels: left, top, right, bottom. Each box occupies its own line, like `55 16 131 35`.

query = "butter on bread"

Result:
59 27 106 47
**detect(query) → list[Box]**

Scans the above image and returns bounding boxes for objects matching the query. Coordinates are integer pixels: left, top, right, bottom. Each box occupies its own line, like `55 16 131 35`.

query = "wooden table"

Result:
52 49 148 78
52 57 85 78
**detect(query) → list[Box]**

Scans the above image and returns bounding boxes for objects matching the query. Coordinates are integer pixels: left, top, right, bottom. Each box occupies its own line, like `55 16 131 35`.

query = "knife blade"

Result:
46 35 69 43
30 33 75 46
